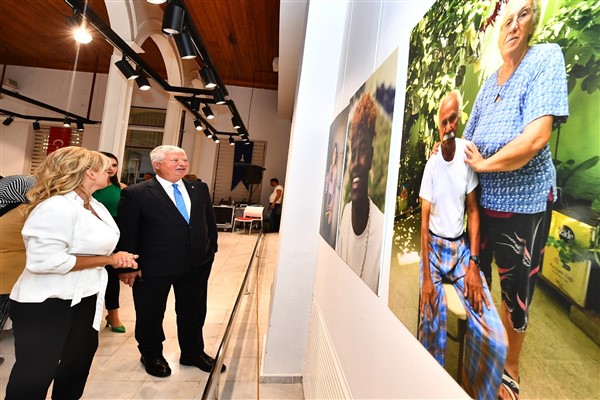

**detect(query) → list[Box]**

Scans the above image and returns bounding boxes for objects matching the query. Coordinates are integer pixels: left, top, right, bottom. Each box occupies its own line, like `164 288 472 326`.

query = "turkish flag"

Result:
47 127 71 155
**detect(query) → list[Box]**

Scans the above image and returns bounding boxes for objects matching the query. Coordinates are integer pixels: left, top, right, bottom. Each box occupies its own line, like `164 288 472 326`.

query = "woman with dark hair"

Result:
93 151 128 333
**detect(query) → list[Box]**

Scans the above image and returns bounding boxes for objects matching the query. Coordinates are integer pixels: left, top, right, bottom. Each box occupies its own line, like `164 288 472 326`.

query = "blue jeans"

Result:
266 204 282 232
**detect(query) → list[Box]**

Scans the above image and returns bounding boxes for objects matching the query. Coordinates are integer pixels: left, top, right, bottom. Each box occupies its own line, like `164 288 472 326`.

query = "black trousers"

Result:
5 295 99 400
104 265 120 311
132 261 213 359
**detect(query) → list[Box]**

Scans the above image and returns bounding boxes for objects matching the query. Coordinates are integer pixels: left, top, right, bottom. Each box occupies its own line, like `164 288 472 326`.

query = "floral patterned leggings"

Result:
479 201 553 332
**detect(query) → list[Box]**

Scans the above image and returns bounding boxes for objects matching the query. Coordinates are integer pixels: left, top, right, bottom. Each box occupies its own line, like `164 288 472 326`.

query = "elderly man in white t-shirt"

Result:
419 90 507 400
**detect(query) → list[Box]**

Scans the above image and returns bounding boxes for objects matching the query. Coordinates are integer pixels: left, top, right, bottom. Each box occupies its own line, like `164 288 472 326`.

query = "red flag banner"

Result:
47 127 71 155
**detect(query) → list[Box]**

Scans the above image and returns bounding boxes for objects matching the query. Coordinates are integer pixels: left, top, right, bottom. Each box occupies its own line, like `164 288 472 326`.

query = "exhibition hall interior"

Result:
0 0 598 399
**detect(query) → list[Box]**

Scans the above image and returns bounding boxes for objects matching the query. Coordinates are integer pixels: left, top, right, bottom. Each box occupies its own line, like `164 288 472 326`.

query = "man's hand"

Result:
463 264 489 316
420 278 436 321
120 270 142 287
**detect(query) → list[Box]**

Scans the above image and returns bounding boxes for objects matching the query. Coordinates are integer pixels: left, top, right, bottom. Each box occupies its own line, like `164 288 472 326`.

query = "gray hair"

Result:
150 145 187 164
530 0 541 40
437 90 463 122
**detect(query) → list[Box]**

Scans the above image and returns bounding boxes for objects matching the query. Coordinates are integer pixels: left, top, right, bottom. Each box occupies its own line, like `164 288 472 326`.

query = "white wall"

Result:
0 66 108 175
0 65 289 195
191 86 291 206
265 0 468 398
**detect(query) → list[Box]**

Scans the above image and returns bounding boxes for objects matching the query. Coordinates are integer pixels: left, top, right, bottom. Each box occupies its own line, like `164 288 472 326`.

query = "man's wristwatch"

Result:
469 255 480 266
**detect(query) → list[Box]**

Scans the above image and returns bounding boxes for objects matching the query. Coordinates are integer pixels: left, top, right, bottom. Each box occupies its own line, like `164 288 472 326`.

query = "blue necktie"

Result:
172 183 190 223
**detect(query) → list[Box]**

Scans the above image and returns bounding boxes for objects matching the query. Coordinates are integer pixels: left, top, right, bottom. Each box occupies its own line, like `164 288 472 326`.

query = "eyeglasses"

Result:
501 7 532 31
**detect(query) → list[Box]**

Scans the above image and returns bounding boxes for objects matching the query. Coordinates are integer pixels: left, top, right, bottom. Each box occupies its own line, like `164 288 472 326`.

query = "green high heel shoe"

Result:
105 316 126 333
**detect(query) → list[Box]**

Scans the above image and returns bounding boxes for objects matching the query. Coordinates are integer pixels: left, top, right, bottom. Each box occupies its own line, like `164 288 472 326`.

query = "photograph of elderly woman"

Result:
388 1 599 399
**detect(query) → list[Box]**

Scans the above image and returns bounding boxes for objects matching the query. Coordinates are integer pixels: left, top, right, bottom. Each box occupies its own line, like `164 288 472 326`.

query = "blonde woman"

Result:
5 147 138 400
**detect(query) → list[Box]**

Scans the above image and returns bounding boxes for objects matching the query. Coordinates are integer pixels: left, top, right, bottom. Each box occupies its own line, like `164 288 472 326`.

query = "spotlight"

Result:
32 120 41 130
202 105 214 119
174 30 196 59
2 116 14 126
73 25 92 44
203 130 213 139
229 135 235 146
199 65 217 89
63 117 72 128
162 3 185 35
135 72 151 91
231 115 242 129
67 14 92 44
193 120 204 131
190 97 201 112
115 57 139 80
244 140 251 145
213 87 226 105
212 135 220 144
146 0 167 3
76 120 84 131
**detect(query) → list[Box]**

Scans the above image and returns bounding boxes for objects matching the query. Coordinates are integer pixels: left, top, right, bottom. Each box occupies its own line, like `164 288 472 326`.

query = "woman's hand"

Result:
464 141 486 172
110 251 139 269
430 142 441 156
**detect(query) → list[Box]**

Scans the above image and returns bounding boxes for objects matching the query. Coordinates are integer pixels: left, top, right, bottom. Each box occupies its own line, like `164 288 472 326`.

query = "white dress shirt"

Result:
10 191 119 330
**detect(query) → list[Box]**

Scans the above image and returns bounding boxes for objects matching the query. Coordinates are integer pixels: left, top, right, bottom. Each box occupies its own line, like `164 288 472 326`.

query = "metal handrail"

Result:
202 228 265 399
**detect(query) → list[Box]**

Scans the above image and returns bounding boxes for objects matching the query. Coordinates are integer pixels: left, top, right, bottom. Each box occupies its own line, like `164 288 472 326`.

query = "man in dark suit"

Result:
117 145 224 377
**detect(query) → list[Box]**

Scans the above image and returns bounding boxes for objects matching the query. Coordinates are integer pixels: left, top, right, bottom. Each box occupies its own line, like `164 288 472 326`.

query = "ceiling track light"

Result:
63 116 72 127
231 115 242 129
212 135 220 144
213 87 226 105
228 135 235 145
203 130 213 139
162 3 185 35
76 120 85 131
190 97 201 112
67 13 92 44
115 56 139 80
202 105 214 119
193 119 204 131
32 120 41 130
146 0 167 3
135 71 151 91
174 29 196 60
199 65 217 89
2 115 14 126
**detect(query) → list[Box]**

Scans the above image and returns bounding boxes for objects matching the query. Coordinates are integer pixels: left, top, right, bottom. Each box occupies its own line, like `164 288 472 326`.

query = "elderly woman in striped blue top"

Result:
463 0 569 399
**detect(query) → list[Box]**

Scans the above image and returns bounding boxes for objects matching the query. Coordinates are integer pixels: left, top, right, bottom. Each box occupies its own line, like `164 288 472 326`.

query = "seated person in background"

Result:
419 90 507 400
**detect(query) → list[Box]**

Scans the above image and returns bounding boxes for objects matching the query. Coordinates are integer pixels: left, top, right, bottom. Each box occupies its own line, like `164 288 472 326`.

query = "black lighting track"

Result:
64 0 248 138
1 88 99 124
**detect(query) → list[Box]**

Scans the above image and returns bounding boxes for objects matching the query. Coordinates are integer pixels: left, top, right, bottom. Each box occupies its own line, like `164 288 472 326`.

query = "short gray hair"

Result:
437 90 463 123
150 145 186 164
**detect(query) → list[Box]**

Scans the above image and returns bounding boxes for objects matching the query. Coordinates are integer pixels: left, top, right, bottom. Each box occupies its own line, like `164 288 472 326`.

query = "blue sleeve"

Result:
523 43 569 126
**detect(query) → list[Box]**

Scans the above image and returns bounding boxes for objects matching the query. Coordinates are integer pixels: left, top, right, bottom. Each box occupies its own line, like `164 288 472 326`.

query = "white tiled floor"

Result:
0 232 304 400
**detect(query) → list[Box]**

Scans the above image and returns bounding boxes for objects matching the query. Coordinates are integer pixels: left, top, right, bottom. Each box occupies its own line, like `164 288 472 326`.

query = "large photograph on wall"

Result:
388 1 599 399
320 106 349 249
320 50 397 295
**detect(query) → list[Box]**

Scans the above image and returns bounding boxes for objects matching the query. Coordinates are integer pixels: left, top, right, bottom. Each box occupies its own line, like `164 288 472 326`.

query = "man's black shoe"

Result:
180 352 226 373
140 355 171 377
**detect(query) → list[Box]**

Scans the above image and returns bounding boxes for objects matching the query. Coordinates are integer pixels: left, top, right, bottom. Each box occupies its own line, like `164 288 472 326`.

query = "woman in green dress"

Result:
93 152 127 332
